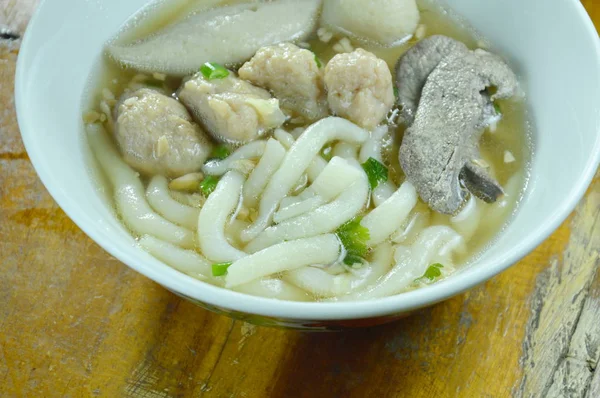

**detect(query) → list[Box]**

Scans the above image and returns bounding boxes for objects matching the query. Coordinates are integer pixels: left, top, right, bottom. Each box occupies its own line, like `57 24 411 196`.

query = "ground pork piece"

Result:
178 71 286 144
323 49 395 130
238 42 328 121
114 88 213 177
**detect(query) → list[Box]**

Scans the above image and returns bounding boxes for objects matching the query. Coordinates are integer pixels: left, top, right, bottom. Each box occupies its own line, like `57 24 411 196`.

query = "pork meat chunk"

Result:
238 42 328 121
324 49 395 130
178 71 286 144
395 35 469 124
107 0 322 76
399 48 519 214
114 88 213 177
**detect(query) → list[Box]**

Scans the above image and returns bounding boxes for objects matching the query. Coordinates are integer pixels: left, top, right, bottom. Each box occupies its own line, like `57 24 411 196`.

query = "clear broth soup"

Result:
84 0 531 301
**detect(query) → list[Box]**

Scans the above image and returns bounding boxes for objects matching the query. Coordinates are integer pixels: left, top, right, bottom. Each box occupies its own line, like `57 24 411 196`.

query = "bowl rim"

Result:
14 0 600 320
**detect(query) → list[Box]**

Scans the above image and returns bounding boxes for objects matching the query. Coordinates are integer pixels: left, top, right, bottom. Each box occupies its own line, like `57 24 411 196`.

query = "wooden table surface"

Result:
1 1 599 397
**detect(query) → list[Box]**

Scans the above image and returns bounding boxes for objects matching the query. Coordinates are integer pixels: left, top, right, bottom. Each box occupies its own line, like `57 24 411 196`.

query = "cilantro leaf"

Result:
415 263 444 284
343 253 364 266
361 157 389 190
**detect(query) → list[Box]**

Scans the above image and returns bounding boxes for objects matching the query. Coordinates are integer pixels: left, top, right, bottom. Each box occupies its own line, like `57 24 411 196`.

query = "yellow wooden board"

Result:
1 1 599 396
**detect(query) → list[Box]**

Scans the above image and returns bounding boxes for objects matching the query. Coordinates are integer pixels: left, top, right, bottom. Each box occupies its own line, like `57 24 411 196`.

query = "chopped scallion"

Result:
361 157 389 190
212 145 230 160
493 102 501 114
336 217 370 265
212 262 232 276
199 175 220 196
145 80 164 89
414 263 444 284
200 62 230 80
321 144 333 161
314 54 322 68
393 86 399 99
343 254 364 266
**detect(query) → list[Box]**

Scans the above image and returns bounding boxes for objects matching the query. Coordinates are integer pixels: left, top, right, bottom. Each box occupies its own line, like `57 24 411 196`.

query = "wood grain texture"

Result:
518 184 600 398
0 1 598 397
589 367 600 398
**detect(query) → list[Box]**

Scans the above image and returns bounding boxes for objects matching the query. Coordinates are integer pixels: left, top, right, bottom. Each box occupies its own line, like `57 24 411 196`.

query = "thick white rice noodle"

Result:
450 194 482 242
372 182 397 207
361 181 418 245
169 191 205 208
359 125 397 206
87 124 195 249
146 175 200 230
302 156 365 198
234 278 311 301
289 127 305 139
391 210 431 244
138 235 212 281
202 140 266 176
225 219 251 247
278 195 302 210
226 234 341 287
273 128 327 181
242 117 369 242
290 173 309 194
320 263 348 275
332 141 359 159
273 156 363 223
197 171 247 262
285 242 394 297
245 169 369 253
358 125 388 163
343 226 465 300
243 138 286 209
273 196 322 224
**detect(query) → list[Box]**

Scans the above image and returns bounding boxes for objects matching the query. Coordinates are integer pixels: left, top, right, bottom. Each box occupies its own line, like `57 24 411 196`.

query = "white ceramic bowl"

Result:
15 0 600 329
